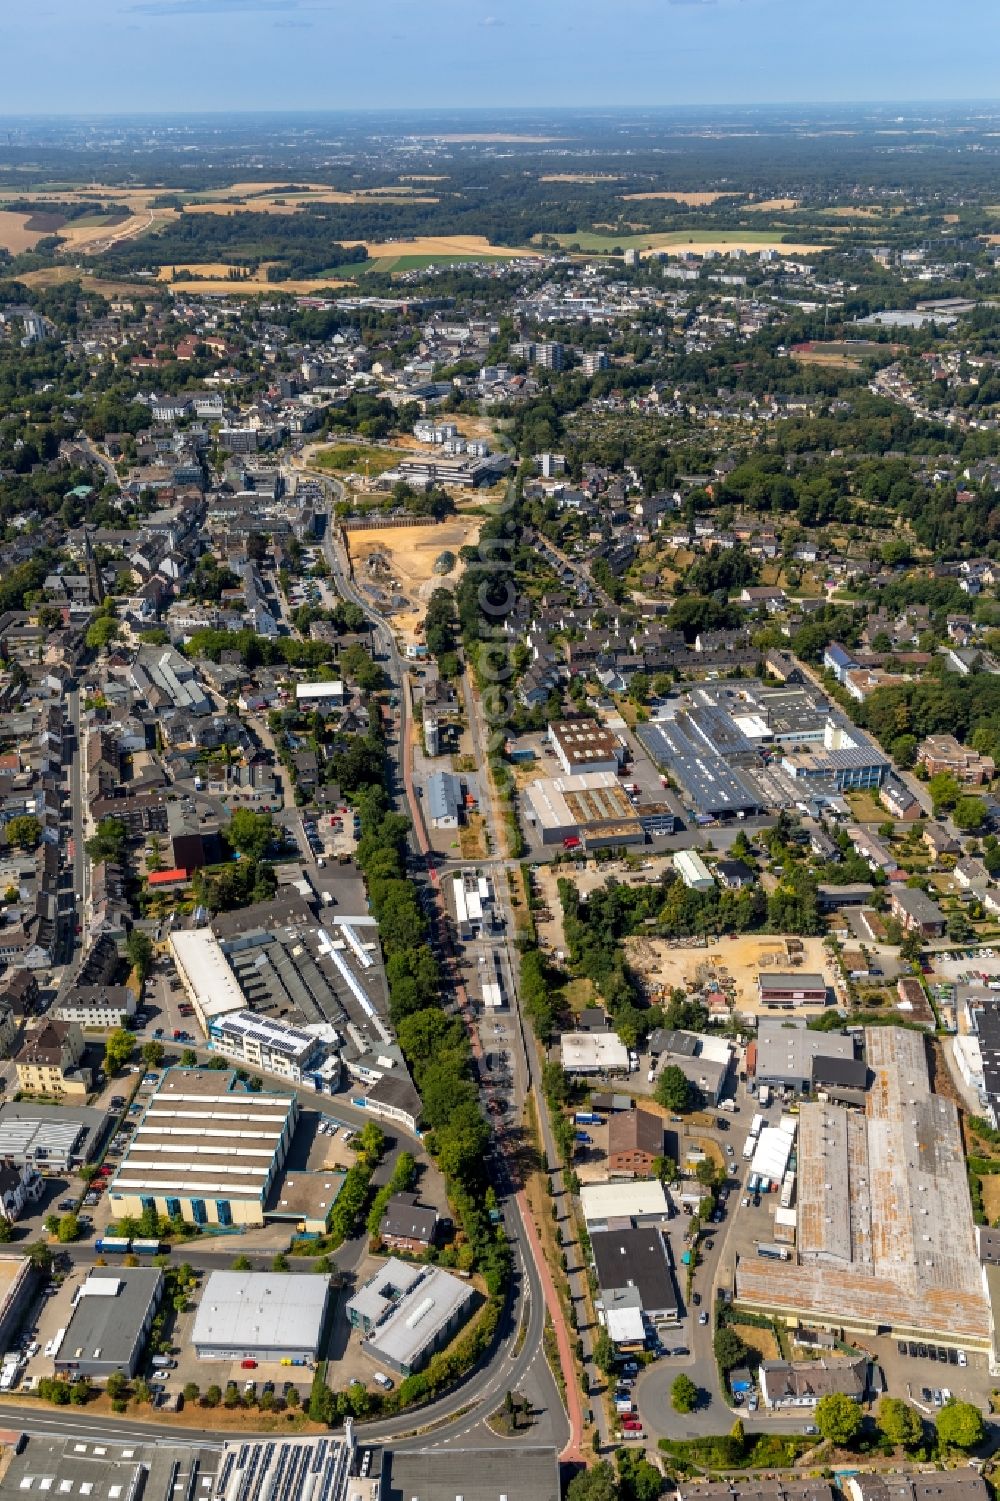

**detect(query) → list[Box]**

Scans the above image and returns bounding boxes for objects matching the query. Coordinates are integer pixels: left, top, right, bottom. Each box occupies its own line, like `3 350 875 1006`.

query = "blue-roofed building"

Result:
823 642 857 685
427 772 463 828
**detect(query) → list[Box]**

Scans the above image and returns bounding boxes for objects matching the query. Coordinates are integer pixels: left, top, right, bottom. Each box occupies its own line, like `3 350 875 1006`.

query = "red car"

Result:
241 1359 257 1369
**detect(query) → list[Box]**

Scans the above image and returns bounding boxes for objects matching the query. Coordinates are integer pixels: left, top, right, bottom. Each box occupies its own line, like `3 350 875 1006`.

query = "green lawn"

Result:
312 443 402 476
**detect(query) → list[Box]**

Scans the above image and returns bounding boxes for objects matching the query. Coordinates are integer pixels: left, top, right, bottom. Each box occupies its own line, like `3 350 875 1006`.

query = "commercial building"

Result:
207 1009 335 1089
580 1179 671 1232
53 985 136 1029
108 1067 298 1229
347 1259 476 1377
759 1356 868 1409
191 1271 331 1362
0 1102 110 1171
524 770 643 848
752 1018 856 1094
889 885 946 937
214 1437 380 1501
592 1225 680 1331
169 927 246 1031
295 679 345 708
14 1020 88 1098
676 1486 834 1501
673 849 714 892
736 1026 991 1347
781 720 889 793
54 1268 163 1380
638 717 765 821
1 1436 221 1501
385 1448 560 1501
757 973 829 1009
547 719 623 776
561 1031 630 1075
608 1108 663 1177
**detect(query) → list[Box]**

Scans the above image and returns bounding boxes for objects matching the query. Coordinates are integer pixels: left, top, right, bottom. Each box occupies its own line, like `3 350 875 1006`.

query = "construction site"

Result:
735 1026 993 1349
626 933 834 1018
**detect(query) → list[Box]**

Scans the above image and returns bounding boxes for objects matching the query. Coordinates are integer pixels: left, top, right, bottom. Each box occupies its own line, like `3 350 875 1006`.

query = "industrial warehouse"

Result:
735 1026 992 1348
636 679 889 821
191 1271 331 1362
108 1068 298 1228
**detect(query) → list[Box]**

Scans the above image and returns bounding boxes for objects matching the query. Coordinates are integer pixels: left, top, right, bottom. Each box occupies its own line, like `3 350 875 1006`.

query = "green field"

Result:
312 443 402 476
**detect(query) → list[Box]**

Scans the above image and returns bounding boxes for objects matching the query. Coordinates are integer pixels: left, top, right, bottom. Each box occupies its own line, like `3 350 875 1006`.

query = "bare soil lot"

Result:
347 518 485 644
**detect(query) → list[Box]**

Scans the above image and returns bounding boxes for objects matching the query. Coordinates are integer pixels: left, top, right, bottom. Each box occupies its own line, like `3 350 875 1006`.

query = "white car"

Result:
957 1349 968 1367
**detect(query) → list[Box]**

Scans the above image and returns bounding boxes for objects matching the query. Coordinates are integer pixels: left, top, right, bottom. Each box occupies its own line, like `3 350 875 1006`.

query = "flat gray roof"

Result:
358 1262 474 1369
192 1271 330 1354
2 1435 219 1501
386 1449 560 1501
0 1102 108 1166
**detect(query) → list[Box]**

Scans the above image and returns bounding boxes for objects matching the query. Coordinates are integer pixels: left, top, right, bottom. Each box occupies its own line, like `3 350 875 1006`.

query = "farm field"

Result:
745 197 801 211
347 518 485 644
548 229 831 255
541 173 623 184
344 235 540 260
625 932 835 1015
622 190 734 204
789 339 902 369
0 210 48 253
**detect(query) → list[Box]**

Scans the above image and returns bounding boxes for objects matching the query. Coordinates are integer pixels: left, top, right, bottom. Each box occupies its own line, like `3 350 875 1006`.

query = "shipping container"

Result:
757 1243 790 1261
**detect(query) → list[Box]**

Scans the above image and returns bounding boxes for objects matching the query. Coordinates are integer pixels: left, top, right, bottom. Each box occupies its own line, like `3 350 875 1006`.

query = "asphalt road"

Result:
318 497 570 1454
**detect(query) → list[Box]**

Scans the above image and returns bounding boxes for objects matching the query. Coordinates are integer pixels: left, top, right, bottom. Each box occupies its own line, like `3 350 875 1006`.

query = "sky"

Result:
6 0 999 115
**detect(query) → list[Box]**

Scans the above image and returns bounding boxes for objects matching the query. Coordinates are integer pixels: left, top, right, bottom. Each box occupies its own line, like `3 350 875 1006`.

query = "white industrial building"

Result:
750 1116 798 1187
673 849 714 891
580 1180 671 1231
169 928 245 1031
295 680 345 708
192 1271 331 1362
561 1031 630 1075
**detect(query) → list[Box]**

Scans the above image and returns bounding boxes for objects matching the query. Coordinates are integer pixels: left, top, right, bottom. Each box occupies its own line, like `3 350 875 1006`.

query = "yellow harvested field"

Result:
745 197 801 211
57 211 162 252
0 211 47 253
347 519 485 644
186 191 437 214
153 263 351 294
623 190 733 204
625 933 835 1016
347 235 540 259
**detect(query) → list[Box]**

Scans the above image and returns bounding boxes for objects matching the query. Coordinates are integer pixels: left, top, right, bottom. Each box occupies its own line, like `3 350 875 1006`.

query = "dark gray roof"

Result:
591 1225 679 1314
54 1268 162 1369
648 1028 699 1058
812 1055 870 1090
380 1192 438 1244
385 1447 560 1501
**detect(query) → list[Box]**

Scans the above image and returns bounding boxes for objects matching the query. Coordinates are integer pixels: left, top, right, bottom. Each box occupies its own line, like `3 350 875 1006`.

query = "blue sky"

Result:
7 0 997 114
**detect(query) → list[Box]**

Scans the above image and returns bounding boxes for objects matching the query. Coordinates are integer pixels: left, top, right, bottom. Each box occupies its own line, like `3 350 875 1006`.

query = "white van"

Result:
372 1372 394 1390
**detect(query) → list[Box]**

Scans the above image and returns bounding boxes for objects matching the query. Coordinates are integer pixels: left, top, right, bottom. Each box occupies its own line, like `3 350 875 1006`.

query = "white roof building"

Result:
192 1271 330 1361
561 1032 630 1075
751 1119 798 1185
580 1180 670 1230
169 928 245 1027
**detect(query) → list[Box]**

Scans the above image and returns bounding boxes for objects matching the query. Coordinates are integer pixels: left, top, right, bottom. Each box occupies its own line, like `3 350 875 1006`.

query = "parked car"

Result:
372 1372 394 1390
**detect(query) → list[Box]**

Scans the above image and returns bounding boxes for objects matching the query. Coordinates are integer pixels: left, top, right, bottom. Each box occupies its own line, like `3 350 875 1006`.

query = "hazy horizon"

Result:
7 0 996 116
